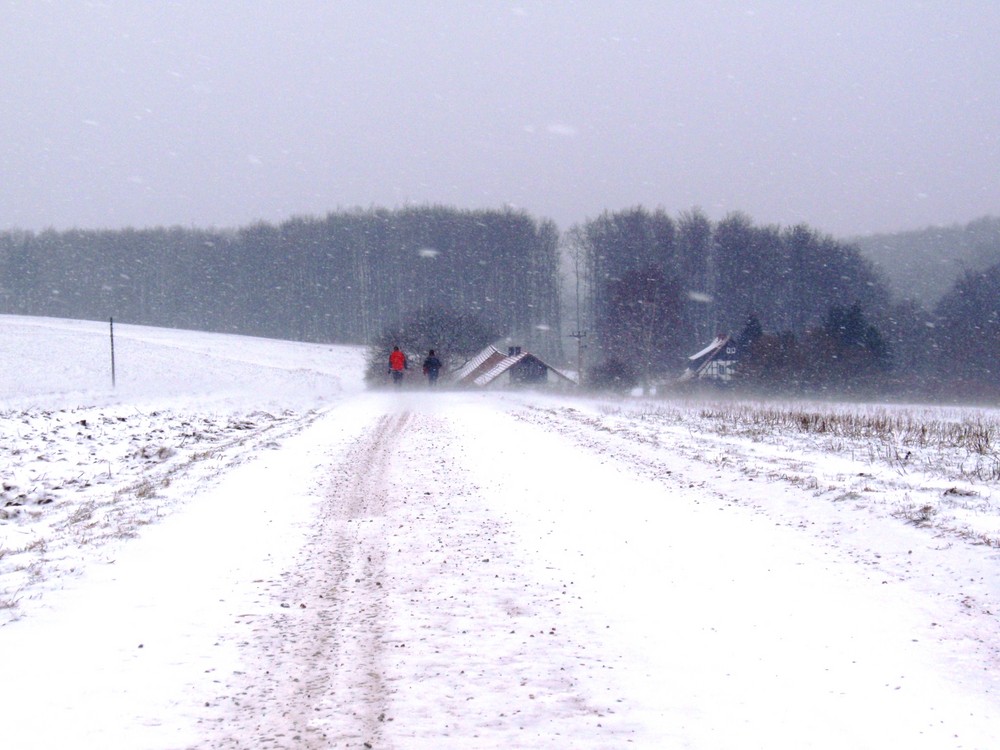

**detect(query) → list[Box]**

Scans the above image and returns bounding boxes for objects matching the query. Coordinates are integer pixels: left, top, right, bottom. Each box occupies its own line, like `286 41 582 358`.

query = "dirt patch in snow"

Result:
0 405 313 619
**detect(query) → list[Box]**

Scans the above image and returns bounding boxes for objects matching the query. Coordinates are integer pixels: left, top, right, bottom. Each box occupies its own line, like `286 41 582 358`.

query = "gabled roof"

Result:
688 334 729 362
474 352 526 386
455 345 575 388
454 345 507 384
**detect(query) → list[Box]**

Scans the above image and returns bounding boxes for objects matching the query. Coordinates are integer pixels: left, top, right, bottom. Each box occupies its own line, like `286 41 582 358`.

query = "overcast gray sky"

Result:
2 1 997 237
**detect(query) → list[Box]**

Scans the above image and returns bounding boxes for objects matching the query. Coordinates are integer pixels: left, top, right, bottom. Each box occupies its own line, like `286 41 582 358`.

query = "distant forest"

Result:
0 206 562 358
854 216 1000 306
571 208 886 356
569 208 1000 397
569 208 894 393
2 206 1000 397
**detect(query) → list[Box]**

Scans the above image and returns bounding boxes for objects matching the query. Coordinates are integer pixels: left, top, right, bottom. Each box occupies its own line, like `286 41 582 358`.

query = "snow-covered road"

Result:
11 393 1000 748
3 317 1000 748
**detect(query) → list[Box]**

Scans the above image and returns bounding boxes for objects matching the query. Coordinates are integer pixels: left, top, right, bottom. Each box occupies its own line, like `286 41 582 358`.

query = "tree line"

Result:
0 206 562 359
569 208 890 389
571 207 1000 398
3 202 999 397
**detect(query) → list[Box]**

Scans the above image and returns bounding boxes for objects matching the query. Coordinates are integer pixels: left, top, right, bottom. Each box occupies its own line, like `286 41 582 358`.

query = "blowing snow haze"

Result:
1 2 998 237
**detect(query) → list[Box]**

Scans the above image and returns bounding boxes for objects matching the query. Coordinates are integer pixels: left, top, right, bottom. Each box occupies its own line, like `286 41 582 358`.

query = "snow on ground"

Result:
2 314 1000 748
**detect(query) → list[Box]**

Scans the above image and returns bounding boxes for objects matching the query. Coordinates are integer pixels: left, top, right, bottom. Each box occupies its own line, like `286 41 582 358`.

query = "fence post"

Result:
110 317 116 388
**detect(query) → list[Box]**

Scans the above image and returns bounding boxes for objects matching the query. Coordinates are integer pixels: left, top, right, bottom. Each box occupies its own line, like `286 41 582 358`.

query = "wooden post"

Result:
110 317 116 388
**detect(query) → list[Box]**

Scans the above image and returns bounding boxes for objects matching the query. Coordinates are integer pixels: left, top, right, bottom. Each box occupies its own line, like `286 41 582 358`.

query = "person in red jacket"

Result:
388 346 407 385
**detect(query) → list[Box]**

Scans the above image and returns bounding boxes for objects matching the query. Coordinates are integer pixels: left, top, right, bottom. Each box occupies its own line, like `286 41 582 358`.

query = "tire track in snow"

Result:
207 410 410 749
204 401 636 748
318 410 409 747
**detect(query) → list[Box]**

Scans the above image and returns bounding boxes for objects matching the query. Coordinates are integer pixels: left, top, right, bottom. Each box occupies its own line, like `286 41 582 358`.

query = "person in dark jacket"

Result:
422 349 442 386
388 346 407 385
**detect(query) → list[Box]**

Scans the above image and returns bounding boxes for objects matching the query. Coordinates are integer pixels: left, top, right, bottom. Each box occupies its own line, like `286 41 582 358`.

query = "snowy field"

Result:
2 314 1000 749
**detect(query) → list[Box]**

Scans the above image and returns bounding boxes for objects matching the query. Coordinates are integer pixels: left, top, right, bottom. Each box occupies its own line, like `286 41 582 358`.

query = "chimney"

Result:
508 346 522 356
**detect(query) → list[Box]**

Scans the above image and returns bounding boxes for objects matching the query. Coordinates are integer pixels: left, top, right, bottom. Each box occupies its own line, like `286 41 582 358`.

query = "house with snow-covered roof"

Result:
454 345 576 389
680 334 741 382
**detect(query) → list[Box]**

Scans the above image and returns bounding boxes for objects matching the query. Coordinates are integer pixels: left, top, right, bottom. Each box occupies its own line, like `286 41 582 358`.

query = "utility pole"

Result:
567 329 587 386
568 231 588 386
